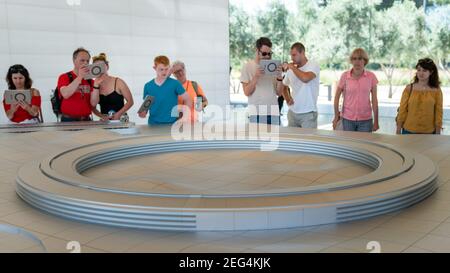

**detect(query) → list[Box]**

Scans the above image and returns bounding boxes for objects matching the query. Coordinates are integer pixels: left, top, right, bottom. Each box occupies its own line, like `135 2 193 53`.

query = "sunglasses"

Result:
9 67 26 73
351 57 364 61
259 51 273 57
418 58 433 64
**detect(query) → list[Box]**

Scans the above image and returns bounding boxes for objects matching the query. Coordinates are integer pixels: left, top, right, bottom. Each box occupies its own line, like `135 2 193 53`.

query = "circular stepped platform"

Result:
16 133 438 231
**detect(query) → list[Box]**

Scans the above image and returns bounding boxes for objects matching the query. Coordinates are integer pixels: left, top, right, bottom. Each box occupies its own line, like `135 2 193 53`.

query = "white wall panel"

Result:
0 55 11 86
130 0 176 18
76 34 132 56
75 0 131 15
75 11 131 35
131 17 175 37
5 0 73 9
0 0 229 124
176 2 215 23
0 2 7 29
6 5 75 32
8 30 76 55
0 29 9 54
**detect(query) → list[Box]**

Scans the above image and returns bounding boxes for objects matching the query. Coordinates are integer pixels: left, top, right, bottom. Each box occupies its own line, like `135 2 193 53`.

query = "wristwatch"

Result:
276 75 285 82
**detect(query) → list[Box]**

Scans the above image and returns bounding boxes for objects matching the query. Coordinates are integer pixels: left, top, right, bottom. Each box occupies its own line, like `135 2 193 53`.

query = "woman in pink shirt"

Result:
333 48 379 132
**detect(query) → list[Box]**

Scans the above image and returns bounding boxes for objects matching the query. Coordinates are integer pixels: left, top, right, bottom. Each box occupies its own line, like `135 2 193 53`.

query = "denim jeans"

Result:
249 115 280 125
342 118 373 132
401 128 436 135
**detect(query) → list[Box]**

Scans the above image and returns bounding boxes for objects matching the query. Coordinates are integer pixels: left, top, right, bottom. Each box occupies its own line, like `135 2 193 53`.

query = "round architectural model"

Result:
16 133 438 231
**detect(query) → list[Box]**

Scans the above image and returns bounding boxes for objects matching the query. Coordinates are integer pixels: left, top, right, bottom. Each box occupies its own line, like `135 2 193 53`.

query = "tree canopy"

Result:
230 0 449 74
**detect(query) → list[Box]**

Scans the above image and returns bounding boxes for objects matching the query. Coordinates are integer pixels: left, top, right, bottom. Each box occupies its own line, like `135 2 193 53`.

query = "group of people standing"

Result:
3 40 444 135
241 37 443 135
3 47 208 125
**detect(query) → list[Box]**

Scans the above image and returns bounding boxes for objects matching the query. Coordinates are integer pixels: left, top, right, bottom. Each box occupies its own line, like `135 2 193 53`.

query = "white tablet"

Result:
4 90 32 104
138 95 155 113
259 60 281 76
85 62 107 80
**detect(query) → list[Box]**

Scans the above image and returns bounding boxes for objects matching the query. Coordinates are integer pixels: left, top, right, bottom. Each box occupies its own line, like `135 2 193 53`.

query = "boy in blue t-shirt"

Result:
139 55 192 125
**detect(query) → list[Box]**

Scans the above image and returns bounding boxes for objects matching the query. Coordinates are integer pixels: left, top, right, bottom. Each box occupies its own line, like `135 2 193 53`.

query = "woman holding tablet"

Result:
3 64 41 123
90 53 134 121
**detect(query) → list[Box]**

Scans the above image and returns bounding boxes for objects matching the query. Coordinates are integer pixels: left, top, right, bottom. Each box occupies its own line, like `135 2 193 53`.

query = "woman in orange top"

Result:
396 58 443 134
171 60 208 122
3 64 41 123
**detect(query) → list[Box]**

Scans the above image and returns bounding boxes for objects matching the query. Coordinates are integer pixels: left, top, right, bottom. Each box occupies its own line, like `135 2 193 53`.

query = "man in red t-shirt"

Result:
56 47 94 122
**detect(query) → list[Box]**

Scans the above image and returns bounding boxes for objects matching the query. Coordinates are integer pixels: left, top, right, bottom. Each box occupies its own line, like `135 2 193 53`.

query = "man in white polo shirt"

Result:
240 37 281 125
277 42 320 128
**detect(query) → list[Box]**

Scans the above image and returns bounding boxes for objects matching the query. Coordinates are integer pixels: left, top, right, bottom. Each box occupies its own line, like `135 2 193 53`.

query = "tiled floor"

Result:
1 125 450 253
82 150 372 194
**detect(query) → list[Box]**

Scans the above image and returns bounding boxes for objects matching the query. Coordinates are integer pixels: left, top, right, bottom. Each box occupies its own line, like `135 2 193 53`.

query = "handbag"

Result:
395 83 414 123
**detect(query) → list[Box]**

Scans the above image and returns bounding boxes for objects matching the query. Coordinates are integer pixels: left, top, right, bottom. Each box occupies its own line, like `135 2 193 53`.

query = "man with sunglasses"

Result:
277 42 320 129
240 37 282 125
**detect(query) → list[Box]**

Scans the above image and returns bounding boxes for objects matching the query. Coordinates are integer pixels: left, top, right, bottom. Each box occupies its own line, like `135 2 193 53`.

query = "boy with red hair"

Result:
139 55 191 125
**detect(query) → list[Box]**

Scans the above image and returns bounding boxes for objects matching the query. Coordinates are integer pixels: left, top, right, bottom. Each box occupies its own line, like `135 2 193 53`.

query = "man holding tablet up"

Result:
56 47 94 122
240 37 282 125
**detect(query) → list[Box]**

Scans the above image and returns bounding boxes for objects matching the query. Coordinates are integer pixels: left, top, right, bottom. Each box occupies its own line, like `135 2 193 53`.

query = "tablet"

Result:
4 90 32 104
195 96 203 112
84 62 107 80
259 60 281 76
138 95 155 113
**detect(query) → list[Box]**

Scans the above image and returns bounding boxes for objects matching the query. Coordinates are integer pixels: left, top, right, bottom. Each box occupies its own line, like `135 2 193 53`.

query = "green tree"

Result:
229 4 256 68
306 0 380 80
429 0 450 5
294 0 320 41
256 1 296 62
372 1 427 98
427 5 450 80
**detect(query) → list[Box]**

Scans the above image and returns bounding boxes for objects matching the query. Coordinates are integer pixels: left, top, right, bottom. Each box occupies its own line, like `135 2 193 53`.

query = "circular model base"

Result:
16 134 438 231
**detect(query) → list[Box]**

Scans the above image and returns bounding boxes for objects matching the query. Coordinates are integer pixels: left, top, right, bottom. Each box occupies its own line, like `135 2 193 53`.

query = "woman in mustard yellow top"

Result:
396 58 443 134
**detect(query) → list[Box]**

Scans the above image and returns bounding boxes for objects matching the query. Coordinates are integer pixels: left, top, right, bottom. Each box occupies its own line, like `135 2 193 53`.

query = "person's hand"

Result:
97 114 108 121
282 62 289 72
78 65 90 80
9 103 19 113
255 67 265 81
435 127 442 135
17 100 31 112
287 63 298 71
396 127 402 135
169 64 182 76
332 116 340 130
94 73 107 87
202 99 208 109
372 121 379 132
112 112 122 120
138 111 147 118
170 64 182 75
276 65 283 80
179 112 190 123
167 65 175 75
286 98 294 106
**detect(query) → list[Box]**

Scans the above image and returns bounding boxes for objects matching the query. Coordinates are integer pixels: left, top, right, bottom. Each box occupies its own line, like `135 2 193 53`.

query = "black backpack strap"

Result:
59 72 74 99
67 71 73 82
64 72 92 89
405 83 414 112
191 81 199 96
